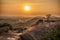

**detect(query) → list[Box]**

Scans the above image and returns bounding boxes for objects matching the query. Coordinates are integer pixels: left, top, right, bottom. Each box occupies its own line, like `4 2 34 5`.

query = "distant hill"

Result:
0 16 60 29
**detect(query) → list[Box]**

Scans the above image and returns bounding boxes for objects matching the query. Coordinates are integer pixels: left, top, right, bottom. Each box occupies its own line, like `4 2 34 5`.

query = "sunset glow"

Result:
0 0 59 16
24 6 30 11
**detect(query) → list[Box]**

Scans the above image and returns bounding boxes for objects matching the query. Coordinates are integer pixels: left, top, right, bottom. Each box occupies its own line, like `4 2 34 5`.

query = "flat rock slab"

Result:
0 32 20 40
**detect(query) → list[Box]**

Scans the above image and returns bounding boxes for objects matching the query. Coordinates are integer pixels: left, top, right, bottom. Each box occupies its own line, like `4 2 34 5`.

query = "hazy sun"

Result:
24 6 30 11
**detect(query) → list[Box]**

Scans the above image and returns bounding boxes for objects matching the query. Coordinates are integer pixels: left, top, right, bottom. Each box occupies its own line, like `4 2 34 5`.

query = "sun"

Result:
24 6 30 11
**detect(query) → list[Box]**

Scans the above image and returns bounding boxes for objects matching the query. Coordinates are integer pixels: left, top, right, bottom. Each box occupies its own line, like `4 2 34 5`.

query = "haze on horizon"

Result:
0 0 60 17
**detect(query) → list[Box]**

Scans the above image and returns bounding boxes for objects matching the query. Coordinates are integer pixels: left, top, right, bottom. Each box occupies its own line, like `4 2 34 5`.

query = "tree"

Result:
46 14 51 22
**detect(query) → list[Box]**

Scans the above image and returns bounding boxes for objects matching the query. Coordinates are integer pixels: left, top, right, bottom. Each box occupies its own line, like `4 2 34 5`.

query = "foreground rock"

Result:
0 22 60 40
0 31 22 40
18 22 60 40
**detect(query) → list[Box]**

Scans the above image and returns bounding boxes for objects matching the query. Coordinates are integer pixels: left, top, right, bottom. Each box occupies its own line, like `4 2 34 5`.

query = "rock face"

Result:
0 32 20 40
19 22 60 40
0 22 60 40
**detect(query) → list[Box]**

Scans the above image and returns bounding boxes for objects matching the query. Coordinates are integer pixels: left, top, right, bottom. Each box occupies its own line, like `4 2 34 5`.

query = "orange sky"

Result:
0 0 60 16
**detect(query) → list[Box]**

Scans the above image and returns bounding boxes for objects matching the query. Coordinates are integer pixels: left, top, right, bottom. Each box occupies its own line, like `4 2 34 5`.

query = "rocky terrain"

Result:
0 16 60 40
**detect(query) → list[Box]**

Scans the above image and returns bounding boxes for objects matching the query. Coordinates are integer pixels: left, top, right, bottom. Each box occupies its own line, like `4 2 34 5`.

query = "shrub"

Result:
47 23 60 40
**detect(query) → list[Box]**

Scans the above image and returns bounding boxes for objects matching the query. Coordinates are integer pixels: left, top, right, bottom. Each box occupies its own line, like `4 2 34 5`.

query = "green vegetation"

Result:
47 23 60 40
0 23 14 33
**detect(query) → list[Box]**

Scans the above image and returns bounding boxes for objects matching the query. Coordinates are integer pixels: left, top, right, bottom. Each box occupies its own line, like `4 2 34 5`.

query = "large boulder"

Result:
18 22 60 40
